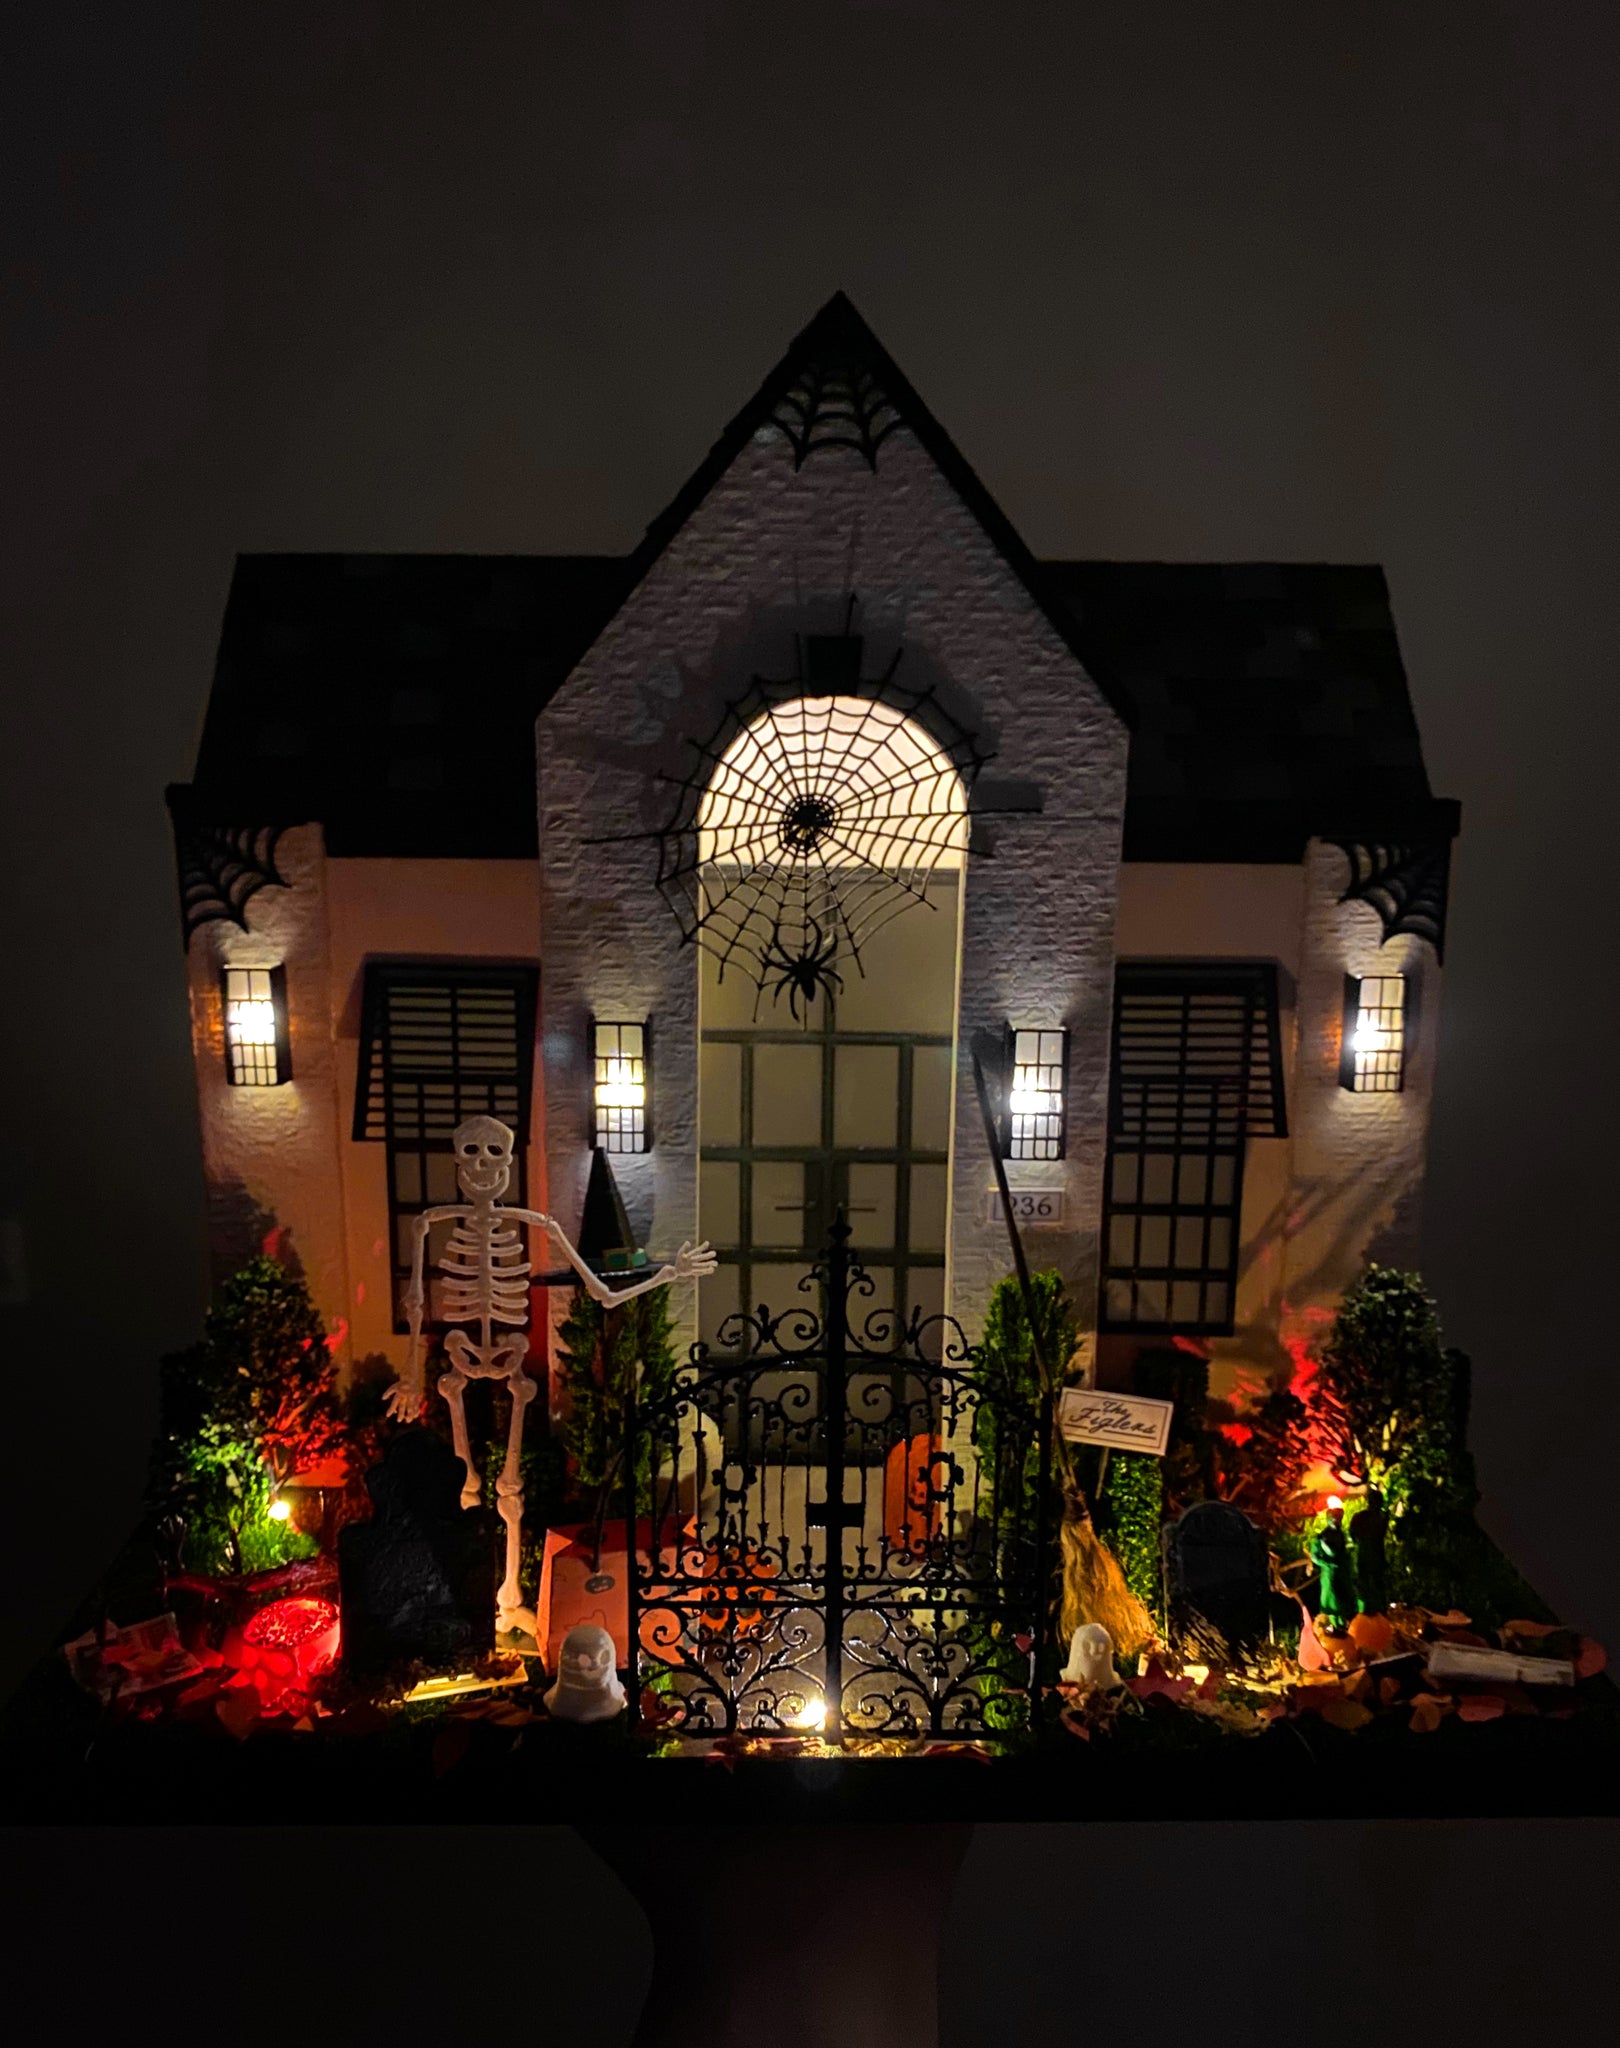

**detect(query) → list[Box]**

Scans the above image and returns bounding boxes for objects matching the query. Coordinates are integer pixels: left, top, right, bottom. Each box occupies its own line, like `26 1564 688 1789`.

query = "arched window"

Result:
695 695 967 1015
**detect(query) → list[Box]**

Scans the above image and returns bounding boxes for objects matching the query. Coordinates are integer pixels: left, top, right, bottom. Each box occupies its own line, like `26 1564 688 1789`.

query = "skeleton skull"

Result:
453 1114 515 1199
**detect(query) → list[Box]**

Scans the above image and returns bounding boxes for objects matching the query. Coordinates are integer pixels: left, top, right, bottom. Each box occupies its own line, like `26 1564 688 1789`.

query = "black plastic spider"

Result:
758 918 844 1020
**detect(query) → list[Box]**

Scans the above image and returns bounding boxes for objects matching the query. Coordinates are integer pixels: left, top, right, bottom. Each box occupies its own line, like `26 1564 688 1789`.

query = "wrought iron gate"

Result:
626 1219 1052 1743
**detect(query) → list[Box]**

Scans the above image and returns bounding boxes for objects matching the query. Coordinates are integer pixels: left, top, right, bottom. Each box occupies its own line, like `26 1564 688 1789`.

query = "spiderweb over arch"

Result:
647 645 989 1018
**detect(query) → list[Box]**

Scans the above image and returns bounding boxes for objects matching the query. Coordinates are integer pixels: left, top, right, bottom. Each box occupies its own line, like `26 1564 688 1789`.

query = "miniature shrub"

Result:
554 1282 676 1514
148 1256 340 1575
1314 1273 1509 1619
1315 1265 1450 1488
1095 1450 1164 1614
973 1270 1077 1540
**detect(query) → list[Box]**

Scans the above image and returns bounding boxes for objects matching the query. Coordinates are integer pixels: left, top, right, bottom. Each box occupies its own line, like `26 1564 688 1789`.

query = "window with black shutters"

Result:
1101 964 1286 1336
353 963 539 1332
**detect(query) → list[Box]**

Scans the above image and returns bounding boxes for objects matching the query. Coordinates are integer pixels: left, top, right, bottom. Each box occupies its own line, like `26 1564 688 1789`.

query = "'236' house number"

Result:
984 1189 1067 1226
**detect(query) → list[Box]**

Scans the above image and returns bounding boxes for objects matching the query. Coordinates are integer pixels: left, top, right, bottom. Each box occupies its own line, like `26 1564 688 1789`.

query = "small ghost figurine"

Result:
1060 1622 1121 1689
544 1623 626 1723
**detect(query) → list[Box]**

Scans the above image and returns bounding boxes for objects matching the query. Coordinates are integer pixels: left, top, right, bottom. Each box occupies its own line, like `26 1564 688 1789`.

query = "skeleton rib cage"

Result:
435 1211 532 1329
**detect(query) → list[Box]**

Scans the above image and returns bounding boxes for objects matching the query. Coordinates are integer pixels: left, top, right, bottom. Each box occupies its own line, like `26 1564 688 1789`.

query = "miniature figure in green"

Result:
1310 1498 1358 1631
1353 1486 1390 1614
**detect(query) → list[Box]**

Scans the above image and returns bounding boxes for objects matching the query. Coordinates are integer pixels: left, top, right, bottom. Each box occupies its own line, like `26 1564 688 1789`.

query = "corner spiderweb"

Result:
638 637 988 1018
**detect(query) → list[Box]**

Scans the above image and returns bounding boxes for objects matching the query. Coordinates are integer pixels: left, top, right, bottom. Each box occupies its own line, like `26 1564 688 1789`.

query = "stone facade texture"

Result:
537 424 1130 1375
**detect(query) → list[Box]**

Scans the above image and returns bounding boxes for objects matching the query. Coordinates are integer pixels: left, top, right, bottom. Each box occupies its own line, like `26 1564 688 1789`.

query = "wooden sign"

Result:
1057 1387 1174 1456
984 1188 1067 1227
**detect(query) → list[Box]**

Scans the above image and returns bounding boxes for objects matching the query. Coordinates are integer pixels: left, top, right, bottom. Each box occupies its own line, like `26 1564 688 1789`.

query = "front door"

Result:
697 872 960 1358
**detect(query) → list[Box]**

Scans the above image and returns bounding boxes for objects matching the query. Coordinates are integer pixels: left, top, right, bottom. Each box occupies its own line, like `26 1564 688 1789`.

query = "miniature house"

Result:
167 293 1456 1411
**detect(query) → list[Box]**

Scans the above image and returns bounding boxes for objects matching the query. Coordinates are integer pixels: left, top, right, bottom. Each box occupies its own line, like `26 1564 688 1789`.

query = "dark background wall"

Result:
3 4 1615 2036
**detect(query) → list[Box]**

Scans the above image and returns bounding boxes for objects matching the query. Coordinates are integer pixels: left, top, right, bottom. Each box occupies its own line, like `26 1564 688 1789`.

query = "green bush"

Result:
1095 1451 1164 1614
1315 1273 1503 1619
973 1270 1077 1539
1316 1265 1450 1488
148 1256 339 1576
554 1281 677 1516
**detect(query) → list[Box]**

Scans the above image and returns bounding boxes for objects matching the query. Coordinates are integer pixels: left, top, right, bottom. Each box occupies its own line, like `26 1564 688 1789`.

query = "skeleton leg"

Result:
493 1336 538 1635
440 1332 483 1511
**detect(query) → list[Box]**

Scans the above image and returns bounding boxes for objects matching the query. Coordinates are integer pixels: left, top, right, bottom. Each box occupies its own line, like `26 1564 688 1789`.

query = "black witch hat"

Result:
578 1148 650 1276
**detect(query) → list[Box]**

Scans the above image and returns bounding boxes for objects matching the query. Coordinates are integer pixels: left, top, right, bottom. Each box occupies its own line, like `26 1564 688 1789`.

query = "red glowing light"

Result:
243 1596 338 1654
237 1596 340 1714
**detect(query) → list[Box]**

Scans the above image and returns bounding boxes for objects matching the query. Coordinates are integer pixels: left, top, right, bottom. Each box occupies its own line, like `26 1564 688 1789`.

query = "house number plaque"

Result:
984 1189 1067 1227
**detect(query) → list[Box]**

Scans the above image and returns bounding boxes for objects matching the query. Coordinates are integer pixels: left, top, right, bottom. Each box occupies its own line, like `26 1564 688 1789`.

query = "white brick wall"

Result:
536 424 1129 1381
1279 836 1444 1358
184 822 354 1363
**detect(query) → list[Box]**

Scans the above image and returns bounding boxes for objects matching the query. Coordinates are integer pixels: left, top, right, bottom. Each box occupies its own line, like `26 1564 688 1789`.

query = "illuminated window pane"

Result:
1004 1026 1067 1160
222 965 289 1087
593 1019 650 1153
1341 975 1407 1093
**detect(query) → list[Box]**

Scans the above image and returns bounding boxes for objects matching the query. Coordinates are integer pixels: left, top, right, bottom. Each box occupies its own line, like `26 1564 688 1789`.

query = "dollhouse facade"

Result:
167 295 1456 1411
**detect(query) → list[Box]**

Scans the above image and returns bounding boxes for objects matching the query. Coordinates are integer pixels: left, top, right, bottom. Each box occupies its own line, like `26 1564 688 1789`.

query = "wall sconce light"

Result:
1341 974 1406 1093
223 965 291 1087
1004 1025 1068 1159
592 1019 650 1152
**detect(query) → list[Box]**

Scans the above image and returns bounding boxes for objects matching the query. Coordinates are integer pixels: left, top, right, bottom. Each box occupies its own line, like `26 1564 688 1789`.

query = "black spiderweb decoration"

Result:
170 811 288 948
1331 840 1451 962
628 637 990 1019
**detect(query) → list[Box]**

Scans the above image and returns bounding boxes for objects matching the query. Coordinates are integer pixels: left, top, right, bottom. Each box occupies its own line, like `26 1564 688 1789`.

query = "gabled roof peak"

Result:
625 292 1135 720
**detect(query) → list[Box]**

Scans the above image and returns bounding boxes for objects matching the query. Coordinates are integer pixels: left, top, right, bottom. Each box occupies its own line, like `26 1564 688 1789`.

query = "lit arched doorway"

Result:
692 694 967 1348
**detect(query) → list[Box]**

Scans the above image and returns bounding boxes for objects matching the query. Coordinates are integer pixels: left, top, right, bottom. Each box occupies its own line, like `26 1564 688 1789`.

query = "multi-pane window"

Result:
1101 965 1285 1336
1340 974 1406 1093
1004 1027 1068 1160
592 1020 650 1153
354 964 538 1332
698 878 959 1365
222 965 290 1086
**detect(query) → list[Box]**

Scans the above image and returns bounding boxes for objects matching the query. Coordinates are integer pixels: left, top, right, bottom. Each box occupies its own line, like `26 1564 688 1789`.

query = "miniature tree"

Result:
554 1280 676 1517
1094 1450 1164 1613
149 1255 342 1575
972 1269 1077 1541
1314 1265 1452 1488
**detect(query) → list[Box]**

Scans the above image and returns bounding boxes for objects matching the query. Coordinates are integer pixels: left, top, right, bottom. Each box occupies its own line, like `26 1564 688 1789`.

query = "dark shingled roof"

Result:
172 550 1454 864
1041 560 1457 862
169 296 1455 866
181 552 631 859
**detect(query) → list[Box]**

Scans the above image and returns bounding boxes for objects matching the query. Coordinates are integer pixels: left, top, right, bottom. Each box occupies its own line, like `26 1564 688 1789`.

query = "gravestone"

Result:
339 1427 497 1674
1162 1501 1272 1667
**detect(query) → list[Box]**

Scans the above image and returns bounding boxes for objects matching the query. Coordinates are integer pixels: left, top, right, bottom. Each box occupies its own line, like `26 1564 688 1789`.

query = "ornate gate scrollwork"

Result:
626 1219 1052 1744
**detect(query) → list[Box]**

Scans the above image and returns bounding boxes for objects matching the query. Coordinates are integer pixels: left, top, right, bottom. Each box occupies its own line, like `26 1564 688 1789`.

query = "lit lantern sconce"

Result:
592 1019 650 1153
222 965 291 1087
1004 1026 1068 1160
1341 974 1407 1093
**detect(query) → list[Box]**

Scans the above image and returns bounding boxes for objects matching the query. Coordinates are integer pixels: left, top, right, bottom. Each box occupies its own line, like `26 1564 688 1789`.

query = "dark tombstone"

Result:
1162 1500 1273 1667
339 1427 497 1674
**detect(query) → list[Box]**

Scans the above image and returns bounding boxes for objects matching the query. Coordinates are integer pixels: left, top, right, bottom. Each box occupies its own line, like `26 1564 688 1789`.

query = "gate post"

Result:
623 1336 643 1731
820 1213 851 1740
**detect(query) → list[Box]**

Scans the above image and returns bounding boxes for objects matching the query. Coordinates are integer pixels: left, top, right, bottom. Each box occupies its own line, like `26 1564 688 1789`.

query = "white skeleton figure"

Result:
383 1114 715 1637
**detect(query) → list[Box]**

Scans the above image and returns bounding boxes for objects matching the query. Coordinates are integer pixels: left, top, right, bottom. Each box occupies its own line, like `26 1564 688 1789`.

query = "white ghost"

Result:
544 1623 627 1723
1060 1622 1121 1689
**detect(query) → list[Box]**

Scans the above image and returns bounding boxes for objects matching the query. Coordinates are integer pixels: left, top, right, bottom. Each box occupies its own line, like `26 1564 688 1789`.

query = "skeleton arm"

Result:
502 1208 717 1305
383 1205 471 1421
